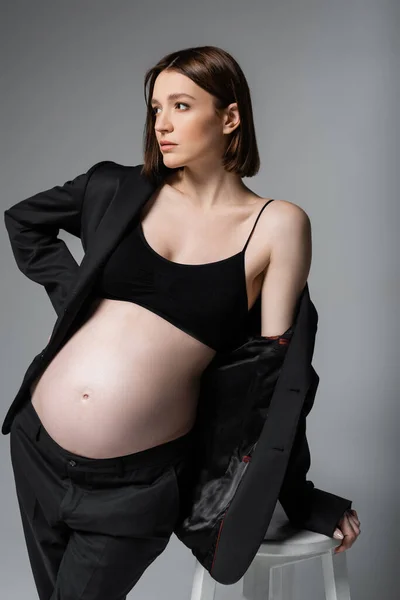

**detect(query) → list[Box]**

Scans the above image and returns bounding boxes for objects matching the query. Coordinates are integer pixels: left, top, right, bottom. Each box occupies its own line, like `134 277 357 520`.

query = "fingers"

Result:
349 509 360 527
347 513 360 534
345 509 361 534
334 513 359 554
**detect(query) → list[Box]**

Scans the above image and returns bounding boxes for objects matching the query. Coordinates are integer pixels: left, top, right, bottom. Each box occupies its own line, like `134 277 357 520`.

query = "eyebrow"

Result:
150 93 196 105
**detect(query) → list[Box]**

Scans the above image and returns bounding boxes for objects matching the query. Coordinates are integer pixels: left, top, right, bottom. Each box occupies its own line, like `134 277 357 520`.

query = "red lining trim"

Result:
211 508 228 572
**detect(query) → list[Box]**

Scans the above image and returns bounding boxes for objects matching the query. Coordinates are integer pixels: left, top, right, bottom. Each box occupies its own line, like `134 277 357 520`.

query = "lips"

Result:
160 142 177 146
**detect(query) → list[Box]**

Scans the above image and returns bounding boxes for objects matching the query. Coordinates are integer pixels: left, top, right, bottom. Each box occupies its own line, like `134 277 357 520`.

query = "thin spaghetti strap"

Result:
242 199 275 252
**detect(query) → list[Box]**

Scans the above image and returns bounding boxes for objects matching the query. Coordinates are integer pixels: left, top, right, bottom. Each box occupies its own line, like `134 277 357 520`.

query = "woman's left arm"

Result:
260 200 361 551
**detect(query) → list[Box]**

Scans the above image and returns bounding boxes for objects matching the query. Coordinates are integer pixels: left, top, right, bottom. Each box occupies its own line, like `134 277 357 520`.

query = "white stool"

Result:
190 510 351 600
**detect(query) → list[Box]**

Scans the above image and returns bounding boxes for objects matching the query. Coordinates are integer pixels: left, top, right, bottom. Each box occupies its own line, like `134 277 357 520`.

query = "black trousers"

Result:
9 399 196 600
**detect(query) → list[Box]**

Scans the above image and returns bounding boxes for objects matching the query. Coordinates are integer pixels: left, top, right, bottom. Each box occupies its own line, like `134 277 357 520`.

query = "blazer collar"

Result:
80 166 156 280
52 165 160 343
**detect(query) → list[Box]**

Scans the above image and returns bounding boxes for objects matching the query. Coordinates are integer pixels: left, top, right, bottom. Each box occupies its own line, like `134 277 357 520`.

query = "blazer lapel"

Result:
49 166 159 346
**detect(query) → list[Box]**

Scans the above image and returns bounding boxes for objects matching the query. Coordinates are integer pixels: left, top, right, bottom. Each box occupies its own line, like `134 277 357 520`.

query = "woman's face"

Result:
151 70 238 170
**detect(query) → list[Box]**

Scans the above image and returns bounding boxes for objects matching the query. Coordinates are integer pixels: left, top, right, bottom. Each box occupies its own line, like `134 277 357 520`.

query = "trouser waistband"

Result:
15 400 196 475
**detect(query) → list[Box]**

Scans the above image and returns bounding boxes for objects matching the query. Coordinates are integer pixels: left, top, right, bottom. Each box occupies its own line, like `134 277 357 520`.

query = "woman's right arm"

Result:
4 161 108 317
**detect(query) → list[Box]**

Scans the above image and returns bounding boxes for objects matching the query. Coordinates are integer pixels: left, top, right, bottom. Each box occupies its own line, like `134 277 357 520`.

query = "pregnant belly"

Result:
30 298 215 458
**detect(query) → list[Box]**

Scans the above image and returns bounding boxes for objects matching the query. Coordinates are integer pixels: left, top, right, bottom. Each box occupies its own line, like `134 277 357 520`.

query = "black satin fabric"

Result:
174 327 293 564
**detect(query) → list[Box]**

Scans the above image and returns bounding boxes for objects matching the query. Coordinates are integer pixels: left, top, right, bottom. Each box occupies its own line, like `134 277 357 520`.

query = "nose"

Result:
154 112 173 134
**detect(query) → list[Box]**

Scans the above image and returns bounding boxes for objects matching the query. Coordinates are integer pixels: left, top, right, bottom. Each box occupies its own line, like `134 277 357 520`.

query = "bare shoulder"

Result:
261 198 310 224
258 199 312 334
258 198 311 242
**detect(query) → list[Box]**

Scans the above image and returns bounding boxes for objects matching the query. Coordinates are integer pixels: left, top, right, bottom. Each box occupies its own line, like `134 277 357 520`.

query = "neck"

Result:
165 165 249 211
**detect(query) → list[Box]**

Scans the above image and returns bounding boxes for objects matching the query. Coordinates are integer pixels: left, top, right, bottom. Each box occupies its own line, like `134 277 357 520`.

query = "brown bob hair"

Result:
141 45 260 186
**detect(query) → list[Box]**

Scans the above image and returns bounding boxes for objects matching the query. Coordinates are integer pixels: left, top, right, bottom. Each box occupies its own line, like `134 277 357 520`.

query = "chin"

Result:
162 156 185 169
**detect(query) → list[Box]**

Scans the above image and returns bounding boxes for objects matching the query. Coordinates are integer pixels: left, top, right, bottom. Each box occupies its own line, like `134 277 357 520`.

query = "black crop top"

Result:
94 199 275 352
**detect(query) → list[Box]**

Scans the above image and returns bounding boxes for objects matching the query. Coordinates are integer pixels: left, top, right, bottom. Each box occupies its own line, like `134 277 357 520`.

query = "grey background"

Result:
1 0 399 598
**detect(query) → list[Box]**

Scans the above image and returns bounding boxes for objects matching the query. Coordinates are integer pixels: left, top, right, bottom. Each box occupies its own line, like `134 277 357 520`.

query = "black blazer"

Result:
3 161 352 584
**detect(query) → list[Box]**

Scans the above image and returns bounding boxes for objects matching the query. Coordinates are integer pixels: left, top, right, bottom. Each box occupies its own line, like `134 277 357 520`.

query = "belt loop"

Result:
35 424 42 442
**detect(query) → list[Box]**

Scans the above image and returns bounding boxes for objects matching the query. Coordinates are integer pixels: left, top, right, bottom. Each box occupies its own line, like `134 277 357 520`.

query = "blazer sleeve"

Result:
278 369 353 538
4 161 108 317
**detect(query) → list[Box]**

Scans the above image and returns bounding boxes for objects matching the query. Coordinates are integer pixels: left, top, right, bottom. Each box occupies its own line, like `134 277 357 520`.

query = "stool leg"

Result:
321 551 351 600
272 563 296 600
243 556 273 600
190 560 217 600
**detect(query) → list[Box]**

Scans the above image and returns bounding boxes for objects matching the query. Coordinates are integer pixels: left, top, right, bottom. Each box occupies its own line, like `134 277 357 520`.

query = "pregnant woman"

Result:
5 45 360 600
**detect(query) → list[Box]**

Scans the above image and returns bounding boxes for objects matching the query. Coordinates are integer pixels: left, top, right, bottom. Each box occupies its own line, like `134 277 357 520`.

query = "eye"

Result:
152 102 189 115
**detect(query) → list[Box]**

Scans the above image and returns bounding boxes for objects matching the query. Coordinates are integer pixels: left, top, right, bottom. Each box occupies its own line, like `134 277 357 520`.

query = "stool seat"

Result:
260 512 340 557
190 506 351 600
